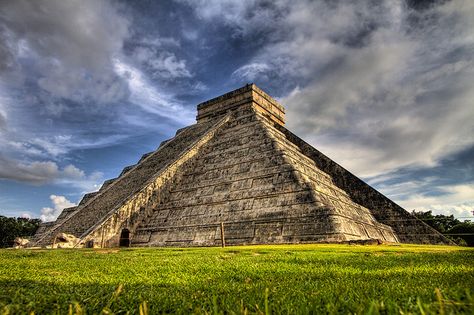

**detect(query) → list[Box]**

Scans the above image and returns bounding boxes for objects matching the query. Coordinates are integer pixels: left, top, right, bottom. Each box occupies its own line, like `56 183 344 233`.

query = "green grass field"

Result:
0 244 473 314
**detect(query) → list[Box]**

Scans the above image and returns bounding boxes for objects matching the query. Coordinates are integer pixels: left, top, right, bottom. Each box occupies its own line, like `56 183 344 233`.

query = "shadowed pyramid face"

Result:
31 85 451 248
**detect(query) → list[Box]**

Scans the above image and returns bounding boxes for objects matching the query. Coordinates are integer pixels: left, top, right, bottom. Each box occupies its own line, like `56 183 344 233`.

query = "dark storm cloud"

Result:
0 0 130 104
0 112 6 131
183 0 474 177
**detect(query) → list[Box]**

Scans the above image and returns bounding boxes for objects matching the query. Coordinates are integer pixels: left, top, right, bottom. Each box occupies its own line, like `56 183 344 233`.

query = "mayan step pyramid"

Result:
32 84 450 247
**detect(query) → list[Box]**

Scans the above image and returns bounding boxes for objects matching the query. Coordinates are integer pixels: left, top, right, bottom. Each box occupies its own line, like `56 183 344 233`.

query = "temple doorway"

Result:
119 229 130 247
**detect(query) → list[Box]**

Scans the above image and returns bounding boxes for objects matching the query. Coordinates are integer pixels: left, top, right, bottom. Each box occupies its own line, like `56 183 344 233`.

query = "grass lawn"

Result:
0 244 473 314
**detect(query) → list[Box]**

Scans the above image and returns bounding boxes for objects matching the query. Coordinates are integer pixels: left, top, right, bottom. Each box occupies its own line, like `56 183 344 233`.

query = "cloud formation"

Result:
232 63 271 81
0 0 472 221
0 154 102 190
40 195 76 222
0 0 130 104
382 181 474 219
0 0 134 180
0 0 196 203
0 0 195 146
0 155 59 185
132 47 192 79
185 0 474 178
114 59 194 123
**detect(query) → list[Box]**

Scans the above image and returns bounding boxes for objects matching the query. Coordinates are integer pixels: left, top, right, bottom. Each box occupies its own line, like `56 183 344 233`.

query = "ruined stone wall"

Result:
32 222 55 242
197 84 285 126
33 118 221 246
261 119 397 242
81 114 231 247
273 123 452 244
132 106 397 246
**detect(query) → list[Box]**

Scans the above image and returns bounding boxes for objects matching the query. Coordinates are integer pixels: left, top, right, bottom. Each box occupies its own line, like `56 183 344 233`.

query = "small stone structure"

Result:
13 237 29 249
30 84 451 248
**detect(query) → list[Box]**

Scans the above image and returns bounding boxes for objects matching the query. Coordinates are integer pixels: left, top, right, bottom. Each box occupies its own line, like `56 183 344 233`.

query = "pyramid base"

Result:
130 215 398 247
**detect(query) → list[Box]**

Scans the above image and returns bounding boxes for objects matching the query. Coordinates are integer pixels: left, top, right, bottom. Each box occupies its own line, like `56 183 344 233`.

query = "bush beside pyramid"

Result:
31 84 451 248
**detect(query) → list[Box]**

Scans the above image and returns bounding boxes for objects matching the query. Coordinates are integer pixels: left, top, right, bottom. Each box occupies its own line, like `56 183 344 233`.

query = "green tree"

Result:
413 210 474 246
0 216 41 247
412 210 461 233
447 222 474 246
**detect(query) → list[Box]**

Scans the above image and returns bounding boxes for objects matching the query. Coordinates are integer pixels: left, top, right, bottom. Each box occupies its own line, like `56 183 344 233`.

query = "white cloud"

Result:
0 154 103 190
0 155 59 184
0 0 131 104
179 0 259 37
57 170 104 193
0 119 130 162
40 195 76 222
133 47 192 79
20 213 31 219
377 181 474 220
114 59 194 123
191 81 208 93
0 112 6 131
30 136 72 157
232 63 271 81
0 92 9 131
430 203 474 220
62 165 85 179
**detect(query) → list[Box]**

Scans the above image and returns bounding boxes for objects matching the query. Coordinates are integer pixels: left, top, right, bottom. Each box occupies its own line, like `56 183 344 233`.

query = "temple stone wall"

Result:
197 84 285 126
31 83 450 248
273 123 452 244
132 106 398 246
33 118 222 246
82 114 231 247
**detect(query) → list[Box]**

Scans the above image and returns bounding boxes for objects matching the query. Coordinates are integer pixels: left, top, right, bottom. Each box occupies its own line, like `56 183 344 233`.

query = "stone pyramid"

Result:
32 84 450 247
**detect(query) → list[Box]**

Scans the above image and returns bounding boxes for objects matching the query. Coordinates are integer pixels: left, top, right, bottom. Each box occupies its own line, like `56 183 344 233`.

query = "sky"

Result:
0 0 473 222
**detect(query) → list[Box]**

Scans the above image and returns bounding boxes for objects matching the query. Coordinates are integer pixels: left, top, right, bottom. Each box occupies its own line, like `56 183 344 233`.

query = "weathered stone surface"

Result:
28 221 55 245
272 124 451 244
13 237 29 248
33 114 231 247
31 84 451 248
51 233 80 248
347 239 383 245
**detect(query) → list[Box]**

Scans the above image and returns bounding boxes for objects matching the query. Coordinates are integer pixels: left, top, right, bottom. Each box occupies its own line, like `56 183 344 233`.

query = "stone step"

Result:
56 206 77 221
100 178 117 191
138 152 153 163
78 192 99 206
32 117 226 247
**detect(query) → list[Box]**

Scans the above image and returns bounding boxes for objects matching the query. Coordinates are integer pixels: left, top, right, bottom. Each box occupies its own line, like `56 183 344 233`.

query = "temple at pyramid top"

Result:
197 83 285 126
30 84 451 248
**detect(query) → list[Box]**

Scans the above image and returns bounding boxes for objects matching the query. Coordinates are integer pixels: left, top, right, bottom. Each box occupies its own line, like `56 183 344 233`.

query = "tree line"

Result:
412 210 474 246
0 216 41 247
